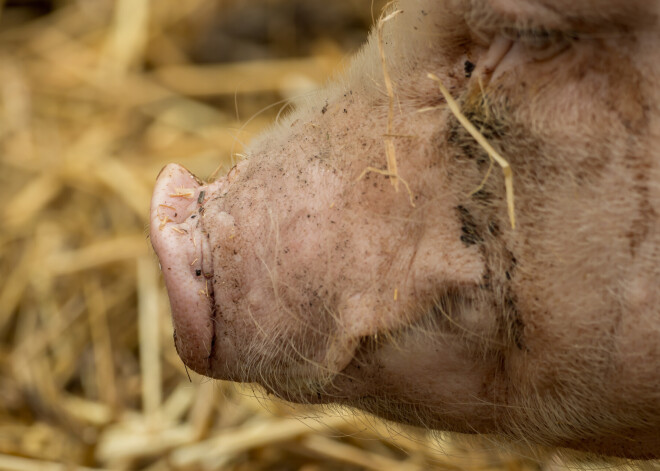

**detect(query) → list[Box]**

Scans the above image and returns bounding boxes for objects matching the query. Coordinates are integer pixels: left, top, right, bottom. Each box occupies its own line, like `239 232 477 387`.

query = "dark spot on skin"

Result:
197 191 205 204
196 269 202 276
190 215 196 219
475 158 489 170
471 189 493 204
506 295 525 350
464 60 476 78
463 109 503 141
343 109 347 113
488 221 501 237
456 205 483 246
455 93 512 150
625 158 657 255
478 266 492 288
206 301 219 374
448 123 490 167
321 103 328 114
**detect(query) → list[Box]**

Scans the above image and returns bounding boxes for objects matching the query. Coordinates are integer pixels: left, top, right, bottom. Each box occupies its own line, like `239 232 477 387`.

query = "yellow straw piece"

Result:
428 73 516 229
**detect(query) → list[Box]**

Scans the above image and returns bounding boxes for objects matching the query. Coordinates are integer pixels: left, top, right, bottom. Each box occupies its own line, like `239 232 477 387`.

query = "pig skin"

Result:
150 0 660 459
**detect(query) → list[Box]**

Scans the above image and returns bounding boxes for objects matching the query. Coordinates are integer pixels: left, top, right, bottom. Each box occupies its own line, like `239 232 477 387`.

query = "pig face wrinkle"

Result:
151 0 660 459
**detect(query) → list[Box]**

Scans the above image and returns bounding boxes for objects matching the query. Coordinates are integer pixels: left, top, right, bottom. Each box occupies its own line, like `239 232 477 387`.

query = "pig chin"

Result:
150 163 232 375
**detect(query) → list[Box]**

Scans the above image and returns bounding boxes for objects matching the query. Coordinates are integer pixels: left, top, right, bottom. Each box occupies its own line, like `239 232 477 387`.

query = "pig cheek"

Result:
332 328 503 432
378 344 491 416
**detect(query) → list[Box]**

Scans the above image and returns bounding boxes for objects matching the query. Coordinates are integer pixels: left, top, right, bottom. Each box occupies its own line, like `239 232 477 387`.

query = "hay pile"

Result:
0 1 549 469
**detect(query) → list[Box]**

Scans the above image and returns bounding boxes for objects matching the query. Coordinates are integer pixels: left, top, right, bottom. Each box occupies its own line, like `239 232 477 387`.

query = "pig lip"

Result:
150 163 220 375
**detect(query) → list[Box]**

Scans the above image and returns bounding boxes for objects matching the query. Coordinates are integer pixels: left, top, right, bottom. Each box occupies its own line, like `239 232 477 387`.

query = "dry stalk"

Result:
427 73 516 229
358 6 416 207
378 8 402 192
0 0 540 469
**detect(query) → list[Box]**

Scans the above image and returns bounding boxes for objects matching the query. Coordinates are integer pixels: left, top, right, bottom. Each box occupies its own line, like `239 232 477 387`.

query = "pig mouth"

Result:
150 164 228 375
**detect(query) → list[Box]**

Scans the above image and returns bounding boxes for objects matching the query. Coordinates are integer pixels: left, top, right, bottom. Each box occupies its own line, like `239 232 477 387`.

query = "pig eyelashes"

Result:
501 26 576 61
502 26 573 48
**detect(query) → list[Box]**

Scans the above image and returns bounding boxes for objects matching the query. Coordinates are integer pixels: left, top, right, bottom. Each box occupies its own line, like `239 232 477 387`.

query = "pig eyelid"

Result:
501 26 578 48
497 25 579 61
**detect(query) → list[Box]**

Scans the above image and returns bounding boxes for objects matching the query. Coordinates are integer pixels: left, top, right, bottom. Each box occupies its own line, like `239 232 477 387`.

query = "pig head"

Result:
150 0 660 459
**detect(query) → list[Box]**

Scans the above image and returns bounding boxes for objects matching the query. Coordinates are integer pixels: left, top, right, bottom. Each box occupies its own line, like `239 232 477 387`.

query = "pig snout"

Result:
150 0 660 461
150 163 240 373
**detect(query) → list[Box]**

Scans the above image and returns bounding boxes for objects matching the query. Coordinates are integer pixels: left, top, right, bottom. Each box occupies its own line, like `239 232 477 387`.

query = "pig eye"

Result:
503 27 575 61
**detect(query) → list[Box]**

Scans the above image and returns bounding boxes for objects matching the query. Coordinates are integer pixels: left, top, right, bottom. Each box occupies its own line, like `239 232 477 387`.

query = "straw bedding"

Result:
0 1 571 469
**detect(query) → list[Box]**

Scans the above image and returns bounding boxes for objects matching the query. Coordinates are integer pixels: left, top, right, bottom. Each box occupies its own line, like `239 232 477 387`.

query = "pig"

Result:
150 0 660 460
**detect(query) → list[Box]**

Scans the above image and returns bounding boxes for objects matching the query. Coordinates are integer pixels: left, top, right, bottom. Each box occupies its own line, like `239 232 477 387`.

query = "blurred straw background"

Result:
0 1 592 469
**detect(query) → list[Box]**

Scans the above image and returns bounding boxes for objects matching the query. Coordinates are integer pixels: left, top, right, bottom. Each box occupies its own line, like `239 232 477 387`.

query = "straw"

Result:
0 1 539 469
